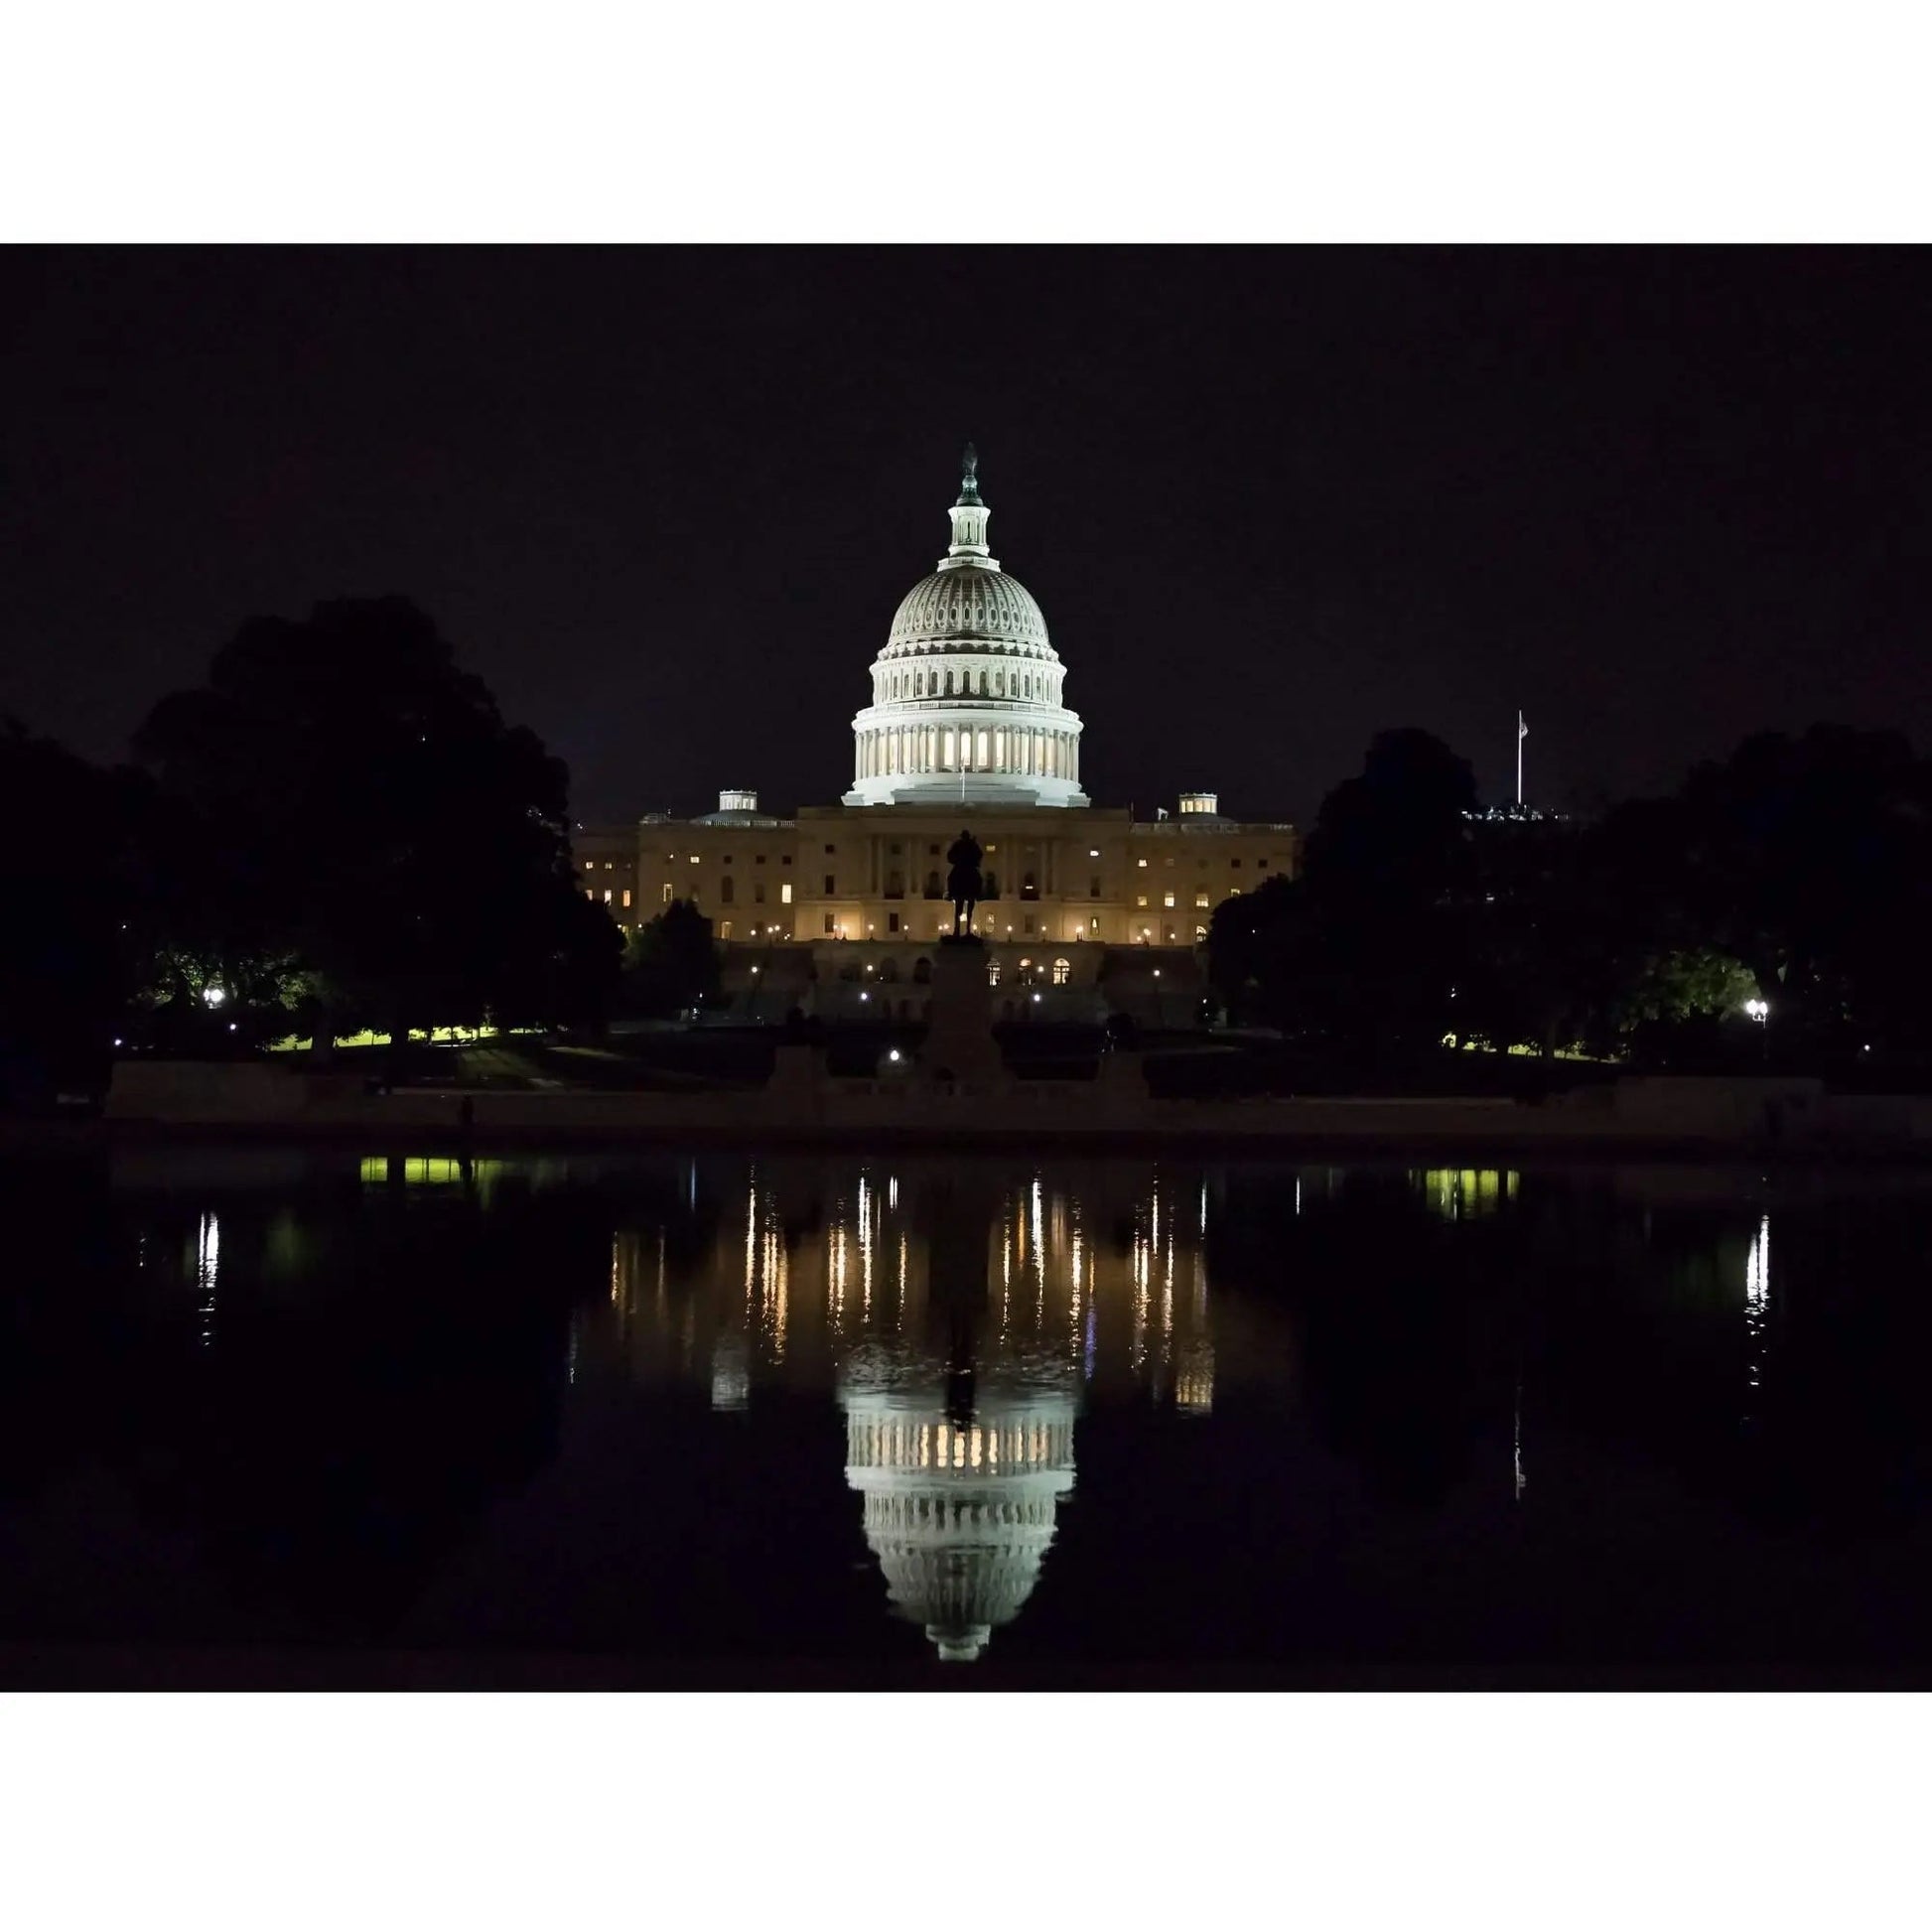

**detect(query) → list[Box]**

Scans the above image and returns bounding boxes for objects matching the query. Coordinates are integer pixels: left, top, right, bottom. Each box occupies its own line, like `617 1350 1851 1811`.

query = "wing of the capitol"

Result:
574 450 1300 1025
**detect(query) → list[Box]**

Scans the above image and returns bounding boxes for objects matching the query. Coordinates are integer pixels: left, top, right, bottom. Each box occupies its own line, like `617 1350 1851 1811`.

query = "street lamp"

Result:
1744 997 1770 1064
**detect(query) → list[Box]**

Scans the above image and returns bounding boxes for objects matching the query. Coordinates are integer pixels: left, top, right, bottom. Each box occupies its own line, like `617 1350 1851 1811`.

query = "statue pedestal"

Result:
925 939 1008 1088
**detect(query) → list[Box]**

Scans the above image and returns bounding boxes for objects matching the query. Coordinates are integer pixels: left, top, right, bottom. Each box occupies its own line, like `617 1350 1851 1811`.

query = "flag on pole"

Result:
1518 712 1528 741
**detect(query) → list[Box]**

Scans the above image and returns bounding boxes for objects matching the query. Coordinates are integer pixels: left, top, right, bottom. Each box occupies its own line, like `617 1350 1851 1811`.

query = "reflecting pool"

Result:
5 1148 1932 1684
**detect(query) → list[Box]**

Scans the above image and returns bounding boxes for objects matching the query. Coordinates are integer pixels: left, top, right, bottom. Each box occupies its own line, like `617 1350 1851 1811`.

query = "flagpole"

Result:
1515 710 1525 807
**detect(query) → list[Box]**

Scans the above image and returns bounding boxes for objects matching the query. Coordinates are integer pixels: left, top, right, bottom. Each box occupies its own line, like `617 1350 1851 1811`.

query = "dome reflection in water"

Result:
600 1160 1223 1663
41 1147 1932 1680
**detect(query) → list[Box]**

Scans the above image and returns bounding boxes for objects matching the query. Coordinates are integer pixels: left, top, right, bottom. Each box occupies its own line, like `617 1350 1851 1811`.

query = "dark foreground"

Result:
4 1146 1931 1689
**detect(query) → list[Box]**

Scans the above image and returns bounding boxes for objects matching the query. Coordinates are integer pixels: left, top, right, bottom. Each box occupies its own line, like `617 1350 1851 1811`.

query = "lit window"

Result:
1195 925 1208 943
1052 958 1071 985
661 884 672 903
1136 895 1148 908
1195 893 1210 908
1088 848 1100 859
720 920 733 938
689 855 700 865
621 889 632 908
1164 893 1175 908
1137 858 1148 869
823 913 837 935
780 883 793 904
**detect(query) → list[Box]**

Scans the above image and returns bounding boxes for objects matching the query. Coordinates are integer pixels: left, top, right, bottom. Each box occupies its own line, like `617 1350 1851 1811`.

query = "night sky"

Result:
5 246 1930 828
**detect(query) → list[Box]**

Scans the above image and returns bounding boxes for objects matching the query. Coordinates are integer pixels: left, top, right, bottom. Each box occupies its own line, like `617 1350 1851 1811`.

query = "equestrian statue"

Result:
946 829 984 937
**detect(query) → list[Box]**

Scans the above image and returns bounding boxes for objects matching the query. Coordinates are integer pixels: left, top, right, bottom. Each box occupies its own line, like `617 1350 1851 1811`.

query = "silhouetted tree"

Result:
621 899 721 1018
133 598 619 1050
1665 726 1932 1056
0 722 134 1105
1209 730 1478 1057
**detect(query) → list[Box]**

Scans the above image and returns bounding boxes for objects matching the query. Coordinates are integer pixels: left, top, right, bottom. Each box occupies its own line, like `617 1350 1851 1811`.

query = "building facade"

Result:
581 451 1298 1020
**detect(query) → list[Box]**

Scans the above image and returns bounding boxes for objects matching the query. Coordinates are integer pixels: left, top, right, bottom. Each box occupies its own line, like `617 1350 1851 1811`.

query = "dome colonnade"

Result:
844 446 1087 808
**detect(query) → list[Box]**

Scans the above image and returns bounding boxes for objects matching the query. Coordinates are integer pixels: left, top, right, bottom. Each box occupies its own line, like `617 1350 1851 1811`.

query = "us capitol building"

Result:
577 449 1298 1021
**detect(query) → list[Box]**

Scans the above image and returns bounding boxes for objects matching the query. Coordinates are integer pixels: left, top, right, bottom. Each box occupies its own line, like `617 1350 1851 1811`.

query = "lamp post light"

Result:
1744 997 1770 1065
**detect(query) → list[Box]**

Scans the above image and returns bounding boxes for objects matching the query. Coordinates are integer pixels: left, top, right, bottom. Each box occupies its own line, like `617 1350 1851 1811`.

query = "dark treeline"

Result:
5 597 1929 1105
1208 724 1932 1076
1 599 627 1105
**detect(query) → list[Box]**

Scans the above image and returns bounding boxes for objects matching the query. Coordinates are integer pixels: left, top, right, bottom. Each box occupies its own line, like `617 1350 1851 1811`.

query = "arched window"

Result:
1016 957 1036 987
1194 925 1209 943
915 671 925 697
1052 958 1071 985
912 957 932 985
877 958 898 983
923 869 942 898
987 956 1001 986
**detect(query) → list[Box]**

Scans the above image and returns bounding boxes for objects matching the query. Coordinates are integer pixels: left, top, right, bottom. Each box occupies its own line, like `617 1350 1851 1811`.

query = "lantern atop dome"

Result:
942 442 994 568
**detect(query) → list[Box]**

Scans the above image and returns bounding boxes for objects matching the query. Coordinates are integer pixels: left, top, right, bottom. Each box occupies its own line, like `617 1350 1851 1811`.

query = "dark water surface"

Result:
6 1146 1932 1686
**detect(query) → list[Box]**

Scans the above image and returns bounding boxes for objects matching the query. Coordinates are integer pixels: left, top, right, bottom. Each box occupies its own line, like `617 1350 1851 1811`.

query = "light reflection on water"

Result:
13 1150 1932 1677
592 1161 1227 1659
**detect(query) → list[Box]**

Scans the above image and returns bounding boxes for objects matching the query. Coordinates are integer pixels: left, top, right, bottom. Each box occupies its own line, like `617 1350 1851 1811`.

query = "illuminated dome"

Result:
887 566 1050 655
845 447 1088 809
842 1368 1077 1663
